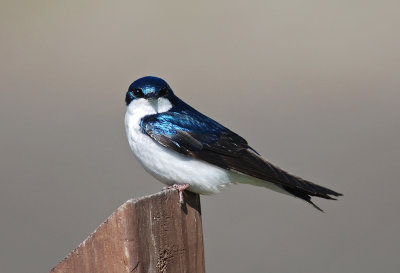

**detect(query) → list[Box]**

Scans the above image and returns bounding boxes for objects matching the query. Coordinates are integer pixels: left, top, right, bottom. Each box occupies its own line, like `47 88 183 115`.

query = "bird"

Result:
124 76 342 211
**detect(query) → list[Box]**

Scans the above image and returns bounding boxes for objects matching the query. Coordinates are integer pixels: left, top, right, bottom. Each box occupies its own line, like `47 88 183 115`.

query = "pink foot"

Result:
171 184 190 204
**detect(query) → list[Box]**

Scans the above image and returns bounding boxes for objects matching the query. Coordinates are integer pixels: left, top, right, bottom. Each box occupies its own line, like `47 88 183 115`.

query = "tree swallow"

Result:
125 76 342 211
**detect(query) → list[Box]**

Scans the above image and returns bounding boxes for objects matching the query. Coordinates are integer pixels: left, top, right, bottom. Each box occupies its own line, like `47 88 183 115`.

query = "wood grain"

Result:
50 189 205 273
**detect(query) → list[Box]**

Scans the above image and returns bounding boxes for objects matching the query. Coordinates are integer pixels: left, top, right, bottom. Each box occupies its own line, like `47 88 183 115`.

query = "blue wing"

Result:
140 106 341 209
141 110 249 157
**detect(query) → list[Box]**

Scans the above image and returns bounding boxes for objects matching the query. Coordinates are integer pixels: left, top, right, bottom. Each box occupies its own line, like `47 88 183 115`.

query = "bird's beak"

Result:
147 95 162 112
144 93 158 100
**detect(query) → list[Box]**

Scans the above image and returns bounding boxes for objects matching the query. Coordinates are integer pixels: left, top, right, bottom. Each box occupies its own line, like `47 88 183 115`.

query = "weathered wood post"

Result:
50 189 205 273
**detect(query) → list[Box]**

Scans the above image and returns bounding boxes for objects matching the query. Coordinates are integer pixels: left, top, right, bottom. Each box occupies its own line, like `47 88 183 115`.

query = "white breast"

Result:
124 98 235 194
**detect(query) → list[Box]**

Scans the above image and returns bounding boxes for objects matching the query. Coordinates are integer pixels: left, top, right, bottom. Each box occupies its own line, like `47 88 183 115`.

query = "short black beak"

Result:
144 93 160 100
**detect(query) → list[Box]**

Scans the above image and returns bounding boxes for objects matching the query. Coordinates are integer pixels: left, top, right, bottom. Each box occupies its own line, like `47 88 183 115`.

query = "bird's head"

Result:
125 76 174 106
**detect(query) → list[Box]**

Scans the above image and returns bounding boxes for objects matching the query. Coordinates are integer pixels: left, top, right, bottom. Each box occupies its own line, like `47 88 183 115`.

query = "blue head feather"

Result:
125 76 175 105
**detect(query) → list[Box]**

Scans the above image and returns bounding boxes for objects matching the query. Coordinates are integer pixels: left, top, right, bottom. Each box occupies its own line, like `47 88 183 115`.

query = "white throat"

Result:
125 97 173 117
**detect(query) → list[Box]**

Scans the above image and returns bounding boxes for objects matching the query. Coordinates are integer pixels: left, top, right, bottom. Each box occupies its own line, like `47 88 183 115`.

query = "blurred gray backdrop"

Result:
1 1 399 272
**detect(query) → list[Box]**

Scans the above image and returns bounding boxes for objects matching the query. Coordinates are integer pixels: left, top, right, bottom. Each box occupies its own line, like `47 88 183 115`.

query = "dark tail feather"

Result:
283 182 342 212
282 186 325 212
299 178 343 199
213 148 342 211
268 163 343 200
238 149 343 202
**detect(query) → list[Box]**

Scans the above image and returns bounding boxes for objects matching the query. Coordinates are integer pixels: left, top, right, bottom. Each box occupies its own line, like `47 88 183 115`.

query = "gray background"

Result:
1 1 399 272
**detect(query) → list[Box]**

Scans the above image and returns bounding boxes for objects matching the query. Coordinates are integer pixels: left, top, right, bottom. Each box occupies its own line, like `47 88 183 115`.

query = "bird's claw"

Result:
168 184 190 204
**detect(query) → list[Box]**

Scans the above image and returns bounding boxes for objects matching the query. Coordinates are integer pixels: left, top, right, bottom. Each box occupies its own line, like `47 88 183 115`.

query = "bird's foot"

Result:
170 184 190 204
162 184 190 203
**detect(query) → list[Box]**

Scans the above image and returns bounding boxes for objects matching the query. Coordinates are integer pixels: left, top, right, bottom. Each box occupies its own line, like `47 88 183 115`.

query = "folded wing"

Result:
141 110 342 211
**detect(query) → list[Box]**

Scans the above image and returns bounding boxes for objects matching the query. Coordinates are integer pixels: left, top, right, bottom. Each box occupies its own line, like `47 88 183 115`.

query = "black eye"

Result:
158 87 168 97
132 88 144 98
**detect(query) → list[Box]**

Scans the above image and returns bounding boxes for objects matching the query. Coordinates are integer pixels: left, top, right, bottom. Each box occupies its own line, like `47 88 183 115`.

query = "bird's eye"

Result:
132 88 144 98
158 87 168 97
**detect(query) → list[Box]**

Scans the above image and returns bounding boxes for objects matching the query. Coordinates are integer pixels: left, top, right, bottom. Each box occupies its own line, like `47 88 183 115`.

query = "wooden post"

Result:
50 189 205 273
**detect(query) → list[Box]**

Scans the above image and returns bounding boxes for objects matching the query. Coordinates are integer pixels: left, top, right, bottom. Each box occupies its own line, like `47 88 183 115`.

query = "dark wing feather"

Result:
141 111 342 205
